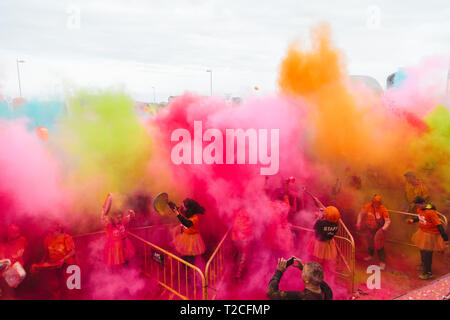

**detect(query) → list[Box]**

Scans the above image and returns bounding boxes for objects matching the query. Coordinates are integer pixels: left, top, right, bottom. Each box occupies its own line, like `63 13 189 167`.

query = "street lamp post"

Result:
152 86 156 104
206 69 212 96
16 58 25 97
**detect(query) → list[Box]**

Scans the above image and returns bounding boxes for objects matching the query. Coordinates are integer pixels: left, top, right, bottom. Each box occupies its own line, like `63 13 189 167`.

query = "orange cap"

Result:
372 194 382 205
325 206 340 223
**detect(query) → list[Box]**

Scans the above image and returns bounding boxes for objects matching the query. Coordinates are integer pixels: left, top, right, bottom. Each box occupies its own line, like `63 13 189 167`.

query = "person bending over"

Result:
266 257 333 300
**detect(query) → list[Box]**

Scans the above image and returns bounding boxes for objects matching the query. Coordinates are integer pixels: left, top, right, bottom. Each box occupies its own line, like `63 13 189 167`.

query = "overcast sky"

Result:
0 0 449 102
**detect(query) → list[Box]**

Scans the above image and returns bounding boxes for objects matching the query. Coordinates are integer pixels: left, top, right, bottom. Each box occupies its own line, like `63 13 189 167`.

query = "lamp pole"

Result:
16 58 25 97
206 69 212 96
152 86 156 104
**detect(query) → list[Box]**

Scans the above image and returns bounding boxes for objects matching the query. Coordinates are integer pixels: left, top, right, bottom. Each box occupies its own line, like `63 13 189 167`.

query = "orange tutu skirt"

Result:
172 229 206 256
412 229 445 251
104 238 135 266
307 237 337 261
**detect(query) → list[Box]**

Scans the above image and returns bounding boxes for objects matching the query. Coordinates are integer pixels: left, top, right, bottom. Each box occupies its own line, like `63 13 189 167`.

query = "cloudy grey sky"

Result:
0 0 449 102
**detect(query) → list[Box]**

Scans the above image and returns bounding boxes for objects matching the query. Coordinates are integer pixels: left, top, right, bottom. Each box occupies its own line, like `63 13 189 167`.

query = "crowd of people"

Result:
0 171 448 300
264 171 448 299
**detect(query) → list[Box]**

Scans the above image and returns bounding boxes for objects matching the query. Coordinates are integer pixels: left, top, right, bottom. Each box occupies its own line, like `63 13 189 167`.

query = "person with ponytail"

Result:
168 198 206 265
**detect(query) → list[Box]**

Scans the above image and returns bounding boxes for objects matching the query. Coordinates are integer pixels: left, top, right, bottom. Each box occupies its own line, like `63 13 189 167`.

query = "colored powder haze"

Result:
0 24 449 299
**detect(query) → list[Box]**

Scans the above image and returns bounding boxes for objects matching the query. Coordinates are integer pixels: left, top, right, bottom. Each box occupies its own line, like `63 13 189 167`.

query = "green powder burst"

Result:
411 105 450 193
58 90 152 204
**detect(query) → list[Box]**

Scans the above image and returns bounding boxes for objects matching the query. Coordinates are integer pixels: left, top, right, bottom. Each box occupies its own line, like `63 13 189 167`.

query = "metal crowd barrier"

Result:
128 232 206 300
129 224 231 300
73 224 231 300
291 218 356 293
204 228 231 300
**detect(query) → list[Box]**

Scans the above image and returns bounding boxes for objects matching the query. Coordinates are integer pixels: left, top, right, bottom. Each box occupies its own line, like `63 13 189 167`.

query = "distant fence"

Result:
129 231 206 300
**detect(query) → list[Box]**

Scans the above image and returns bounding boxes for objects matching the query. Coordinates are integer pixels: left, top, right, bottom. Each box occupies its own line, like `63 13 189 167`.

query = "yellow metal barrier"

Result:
73 225 208 300
386 210 448 247
204 228 231 300
291 218 355 293
128 232 207 300
335 219 356 293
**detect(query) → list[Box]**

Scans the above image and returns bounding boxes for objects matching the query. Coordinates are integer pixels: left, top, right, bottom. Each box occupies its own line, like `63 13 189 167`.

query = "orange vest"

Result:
418 209 441 234
183 215 199 234
363 202 389 229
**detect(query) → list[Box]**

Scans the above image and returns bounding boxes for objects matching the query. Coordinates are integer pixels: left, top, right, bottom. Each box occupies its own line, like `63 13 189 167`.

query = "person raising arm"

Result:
266 257 333 300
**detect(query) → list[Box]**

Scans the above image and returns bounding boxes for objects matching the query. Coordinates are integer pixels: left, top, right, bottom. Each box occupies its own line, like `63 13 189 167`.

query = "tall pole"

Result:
206 69 212 96
16 59 25 97
152 86 156 104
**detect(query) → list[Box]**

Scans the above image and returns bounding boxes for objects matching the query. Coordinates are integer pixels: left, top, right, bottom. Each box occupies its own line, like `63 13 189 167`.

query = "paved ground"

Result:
351 238 450 300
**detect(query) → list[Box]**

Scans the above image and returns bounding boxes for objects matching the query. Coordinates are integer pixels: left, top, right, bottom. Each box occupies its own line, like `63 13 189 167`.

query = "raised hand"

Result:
277 258 288 272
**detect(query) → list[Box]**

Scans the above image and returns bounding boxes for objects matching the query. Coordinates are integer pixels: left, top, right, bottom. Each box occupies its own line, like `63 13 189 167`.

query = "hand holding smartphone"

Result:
286 256 303 270
286 257 295 267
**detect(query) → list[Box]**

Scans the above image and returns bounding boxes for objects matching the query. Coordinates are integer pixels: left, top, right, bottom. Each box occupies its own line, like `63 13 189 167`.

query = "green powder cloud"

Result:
57 90 152 210
411 105 450 194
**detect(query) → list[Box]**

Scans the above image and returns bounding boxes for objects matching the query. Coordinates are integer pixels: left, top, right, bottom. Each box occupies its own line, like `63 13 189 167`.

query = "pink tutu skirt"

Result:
104 238 135 266
307 237 337 261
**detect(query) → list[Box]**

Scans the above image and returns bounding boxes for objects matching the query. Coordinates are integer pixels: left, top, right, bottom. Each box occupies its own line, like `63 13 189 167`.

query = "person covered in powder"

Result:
408 203 448 280
0 224 28 298
307 206 340 268
168 198 206 265
266 257 333 300
2 224 27 267
263 188 294 256
404 171 430 213
356 195 391 270
31 223 76 299
101 193 136 267
231 208 254 279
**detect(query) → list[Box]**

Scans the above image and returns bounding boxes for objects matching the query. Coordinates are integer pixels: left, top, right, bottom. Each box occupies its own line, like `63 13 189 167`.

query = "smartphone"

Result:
286 257 294 267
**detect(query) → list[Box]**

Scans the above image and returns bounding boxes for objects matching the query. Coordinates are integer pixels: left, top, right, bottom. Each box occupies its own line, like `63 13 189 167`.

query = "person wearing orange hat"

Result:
307 206 340 264
31 223 76 299
357 195 390 270
231 208 254 279
404 172 430 213
408 204 448 280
